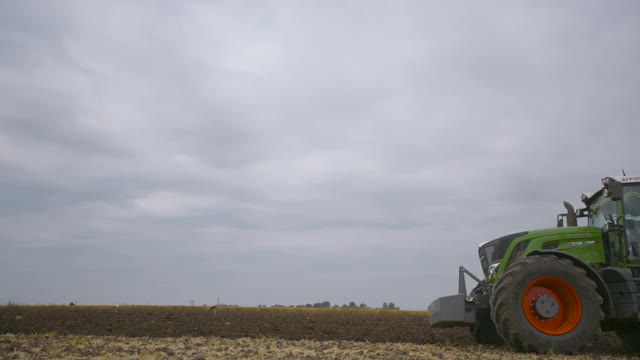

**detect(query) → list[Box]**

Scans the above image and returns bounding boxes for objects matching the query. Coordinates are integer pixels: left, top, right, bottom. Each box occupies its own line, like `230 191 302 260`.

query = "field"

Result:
0 306 638 359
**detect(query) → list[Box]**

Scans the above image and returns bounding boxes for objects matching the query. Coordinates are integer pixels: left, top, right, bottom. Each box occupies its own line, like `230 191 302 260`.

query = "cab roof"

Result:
581 176 640 204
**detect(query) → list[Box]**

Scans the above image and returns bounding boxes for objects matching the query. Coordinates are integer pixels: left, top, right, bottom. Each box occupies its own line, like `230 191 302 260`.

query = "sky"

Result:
1 1 639 310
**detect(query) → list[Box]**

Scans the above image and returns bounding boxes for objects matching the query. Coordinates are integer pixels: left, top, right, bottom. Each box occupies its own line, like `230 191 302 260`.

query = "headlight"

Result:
488 263 500 280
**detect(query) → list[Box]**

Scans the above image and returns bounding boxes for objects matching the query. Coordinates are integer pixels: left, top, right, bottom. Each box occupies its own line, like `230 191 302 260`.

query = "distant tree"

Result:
348 302 357 309
342 304 348 308
312 302 327 308
382 302 389 310
389 302 399 310
332 304 339 308
305 304 313 308
359 303 368 309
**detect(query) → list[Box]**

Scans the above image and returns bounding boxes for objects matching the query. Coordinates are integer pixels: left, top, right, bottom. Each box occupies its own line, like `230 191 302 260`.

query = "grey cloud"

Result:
1 1 639 309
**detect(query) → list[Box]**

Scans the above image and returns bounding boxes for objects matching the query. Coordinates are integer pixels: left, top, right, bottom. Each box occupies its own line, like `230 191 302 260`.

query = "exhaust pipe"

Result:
563 201 577 227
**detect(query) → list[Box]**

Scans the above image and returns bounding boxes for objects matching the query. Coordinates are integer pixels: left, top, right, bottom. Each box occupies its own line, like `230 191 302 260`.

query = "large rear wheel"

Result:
490 255 603 353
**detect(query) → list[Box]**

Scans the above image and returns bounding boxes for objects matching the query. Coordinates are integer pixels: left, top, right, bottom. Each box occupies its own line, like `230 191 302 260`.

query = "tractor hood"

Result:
479 226 604 279
478 231 528 277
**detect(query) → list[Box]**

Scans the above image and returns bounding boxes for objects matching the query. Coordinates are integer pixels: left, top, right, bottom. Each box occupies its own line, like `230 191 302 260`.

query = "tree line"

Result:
257 301 399 310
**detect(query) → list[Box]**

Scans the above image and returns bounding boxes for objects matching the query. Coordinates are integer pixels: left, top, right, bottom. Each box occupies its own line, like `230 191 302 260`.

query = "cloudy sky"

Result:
1 1 639 310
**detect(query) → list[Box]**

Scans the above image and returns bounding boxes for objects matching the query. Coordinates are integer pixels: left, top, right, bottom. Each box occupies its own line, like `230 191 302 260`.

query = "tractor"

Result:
428 176 640 353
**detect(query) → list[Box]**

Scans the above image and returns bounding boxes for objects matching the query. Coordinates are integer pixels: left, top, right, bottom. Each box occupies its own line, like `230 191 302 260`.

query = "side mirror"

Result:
602 177 623 201
603 214 624 233
557 216 564 228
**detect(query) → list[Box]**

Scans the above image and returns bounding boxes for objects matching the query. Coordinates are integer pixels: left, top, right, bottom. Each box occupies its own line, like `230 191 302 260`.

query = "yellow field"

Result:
213 306 428 316
2 304 427 316
1 334 638 360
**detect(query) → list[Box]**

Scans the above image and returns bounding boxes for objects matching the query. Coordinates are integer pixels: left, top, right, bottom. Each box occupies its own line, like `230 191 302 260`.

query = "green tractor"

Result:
428 176 640 353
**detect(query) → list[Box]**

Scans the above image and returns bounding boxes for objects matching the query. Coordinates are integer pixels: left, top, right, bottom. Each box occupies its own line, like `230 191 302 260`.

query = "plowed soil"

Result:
0 306 628 355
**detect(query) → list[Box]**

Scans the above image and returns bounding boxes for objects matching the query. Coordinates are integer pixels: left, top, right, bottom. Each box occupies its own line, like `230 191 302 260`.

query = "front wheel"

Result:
471 308 503 345
616 331 640 352
490 255 603 353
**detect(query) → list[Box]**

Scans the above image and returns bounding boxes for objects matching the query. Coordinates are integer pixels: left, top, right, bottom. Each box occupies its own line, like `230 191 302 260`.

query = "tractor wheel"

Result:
616 331 640 352
471 308 504 345
490 255 603 353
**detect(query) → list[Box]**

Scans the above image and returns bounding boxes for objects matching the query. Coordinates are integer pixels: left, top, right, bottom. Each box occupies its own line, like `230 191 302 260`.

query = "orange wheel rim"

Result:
521 276 582 335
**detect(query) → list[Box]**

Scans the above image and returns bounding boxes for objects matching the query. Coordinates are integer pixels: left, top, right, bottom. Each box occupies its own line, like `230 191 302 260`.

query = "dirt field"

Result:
0 306 462 344
0 306 637 359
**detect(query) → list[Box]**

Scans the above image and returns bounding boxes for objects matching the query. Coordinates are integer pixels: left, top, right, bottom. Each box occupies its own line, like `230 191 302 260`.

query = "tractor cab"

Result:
584 177 640 264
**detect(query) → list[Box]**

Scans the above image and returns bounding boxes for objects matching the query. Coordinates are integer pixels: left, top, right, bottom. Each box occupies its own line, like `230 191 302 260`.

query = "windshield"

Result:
589 190 619 227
